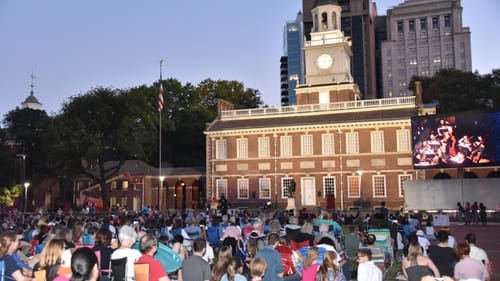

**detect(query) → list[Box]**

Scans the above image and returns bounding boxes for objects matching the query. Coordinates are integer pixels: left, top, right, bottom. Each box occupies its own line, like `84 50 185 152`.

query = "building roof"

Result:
23 94 41 104
314 0 339 7
83 159 204 179
206 107 416 133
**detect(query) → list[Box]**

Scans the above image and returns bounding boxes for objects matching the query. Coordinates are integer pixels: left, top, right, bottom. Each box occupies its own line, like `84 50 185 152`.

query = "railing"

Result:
220 96 416 120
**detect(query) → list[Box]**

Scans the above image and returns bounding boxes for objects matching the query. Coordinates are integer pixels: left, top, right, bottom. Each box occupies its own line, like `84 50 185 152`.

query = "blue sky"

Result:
0 0 498 120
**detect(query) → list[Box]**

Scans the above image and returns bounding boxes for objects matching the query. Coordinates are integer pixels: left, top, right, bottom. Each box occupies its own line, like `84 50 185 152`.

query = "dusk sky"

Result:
1 0 498 121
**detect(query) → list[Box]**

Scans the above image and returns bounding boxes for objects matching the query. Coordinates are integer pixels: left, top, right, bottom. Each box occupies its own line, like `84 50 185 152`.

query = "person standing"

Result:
180 238 211 281
356 248 382 281
479 203 487 225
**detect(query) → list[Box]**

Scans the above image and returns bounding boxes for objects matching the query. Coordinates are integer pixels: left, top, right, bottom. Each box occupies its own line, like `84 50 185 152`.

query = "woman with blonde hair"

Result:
0 231 33 281
316 250 346 281
302 246 320 281
33 238 65 281
402 243 440 281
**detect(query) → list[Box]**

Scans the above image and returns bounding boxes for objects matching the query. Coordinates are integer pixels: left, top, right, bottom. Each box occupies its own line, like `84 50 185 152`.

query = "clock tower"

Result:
297 0 360 105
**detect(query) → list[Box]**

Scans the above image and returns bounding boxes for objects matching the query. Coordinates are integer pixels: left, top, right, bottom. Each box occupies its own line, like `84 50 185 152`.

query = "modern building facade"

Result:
281 12 305 106
380 0 472 98
302 0 378 100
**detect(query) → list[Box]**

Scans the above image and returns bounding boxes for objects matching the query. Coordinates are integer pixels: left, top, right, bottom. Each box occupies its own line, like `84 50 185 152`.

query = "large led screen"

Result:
412 111 500 168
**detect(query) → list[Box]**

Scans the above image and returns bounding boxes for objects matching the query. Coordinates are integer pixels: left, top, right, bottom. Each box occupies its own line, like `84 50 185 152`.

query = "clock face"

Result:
317 54 333 69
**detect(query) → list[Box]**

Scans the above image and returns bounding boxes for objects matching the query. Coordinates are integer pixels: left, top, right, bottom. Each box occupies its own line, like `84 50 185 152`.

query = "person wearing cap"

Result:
110 225 142 281
416 229 430 256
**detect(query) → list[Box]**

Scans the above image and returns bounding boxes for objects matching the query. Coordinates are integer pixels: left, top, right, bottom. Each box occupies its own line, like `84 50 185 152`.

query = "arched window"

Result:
487 171 500 178
433 172 451 179
463 172 478 178
321 12 328 31
332 12 337 29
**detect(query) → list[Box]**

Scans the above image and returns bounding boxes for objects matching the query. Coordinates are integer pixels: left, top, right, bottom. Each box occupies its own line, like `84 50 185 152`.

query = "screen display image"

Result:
412 112 500 168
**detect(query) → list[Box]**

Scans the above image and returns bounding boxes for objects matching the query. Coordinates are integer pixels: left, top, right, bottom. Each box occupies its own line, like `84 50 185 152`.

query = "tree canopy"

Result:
409 69 500 113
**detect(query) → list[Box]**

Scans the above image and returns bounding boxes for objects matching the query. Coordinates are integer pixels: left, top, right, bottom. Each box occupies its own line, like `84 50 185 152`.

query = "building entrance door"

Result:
301 177 316 206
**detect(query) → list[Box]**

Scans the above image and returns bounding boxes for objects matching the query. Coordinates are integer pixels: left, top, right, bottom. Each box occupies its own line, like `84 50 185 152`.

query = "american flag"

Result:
158 83 164 112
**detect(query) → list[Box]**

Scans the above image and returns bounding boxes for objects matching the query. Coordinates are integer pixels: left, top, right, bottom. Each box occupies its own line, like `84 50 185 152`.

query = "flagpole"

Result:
158 60 164 212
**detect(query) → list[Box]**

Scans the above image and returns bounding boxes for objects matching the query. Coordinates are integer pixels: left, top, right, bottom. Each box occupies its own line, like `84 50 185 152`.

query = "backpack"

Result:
275 245 297 276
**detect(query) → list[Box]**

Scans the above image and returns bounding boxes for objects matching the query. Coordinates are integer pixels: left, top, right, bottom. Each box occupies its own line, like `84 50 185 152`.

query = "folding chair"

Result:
34 269 46 281
206 226 221 248
110 257 127 281
134 263 149 281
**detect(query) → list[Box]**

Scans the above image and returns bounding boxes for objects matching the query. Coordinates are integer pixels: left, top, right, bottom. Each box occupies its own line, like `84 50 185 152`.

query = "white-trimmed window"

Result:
122 181 129 190
216 179 228 199
281 178 294 198
237 138 248 159
397 129 411 152
237 179 249 199
372 175 387 198
301 134 313 156
398 174 412 197
215 140 227 160
345 132 359 154
347 176 360 198
259 178 271 199
110 197 117 207
371 131 385 153
323 176 335 197
258 137 270 158
322 133 335 155
280 135 293 157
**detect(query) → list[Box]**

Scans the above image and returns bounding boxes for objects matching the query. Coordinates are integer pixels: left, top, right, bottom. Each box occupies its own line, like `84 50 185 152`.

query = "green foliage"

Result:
0 185 22 206
55 87 158 211
409 69 500 114
1 77 265 211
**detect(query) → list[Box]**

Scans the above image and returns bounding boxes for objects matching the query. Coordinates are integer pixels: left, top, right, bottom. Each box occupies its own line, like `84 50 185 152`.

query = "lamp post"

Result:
23 181 30 213
159 176 165 211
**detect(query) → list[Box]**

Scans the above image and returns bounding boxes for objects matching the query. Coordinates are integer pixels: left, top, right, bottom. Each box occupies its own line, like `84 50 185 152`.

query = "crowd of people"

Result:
0 205 493 281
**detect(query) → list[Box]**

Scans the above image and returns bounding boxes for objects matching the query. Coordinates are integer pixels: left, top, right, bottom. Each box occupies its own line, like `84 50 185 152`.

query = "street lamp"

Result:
159 176 165 211
23 181 30 213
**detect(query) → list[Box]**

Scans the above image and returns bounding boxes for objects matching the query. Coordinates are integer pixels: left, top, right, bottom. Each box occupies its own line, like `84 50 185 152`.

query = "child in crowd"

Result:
250 257 267 281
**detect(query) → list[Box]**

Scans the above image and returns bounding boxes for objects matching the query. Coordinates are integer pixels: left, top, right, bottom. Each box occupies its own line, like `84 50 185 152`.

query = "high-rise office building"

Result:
281 12 305 106
301 0 377 100
380 0 471 98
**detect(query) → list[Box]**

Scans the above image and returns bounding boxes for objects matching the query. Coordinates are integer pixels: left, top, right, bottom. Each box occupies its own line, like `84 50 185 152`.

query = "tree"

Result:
197 79 264 111
55 87 157 212
409 69 500 114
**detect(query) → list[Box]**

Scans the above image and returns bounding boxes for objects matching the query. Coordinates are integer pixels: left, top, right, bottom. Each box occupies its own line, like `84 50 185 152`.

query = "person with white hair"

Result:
110 225 142 280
